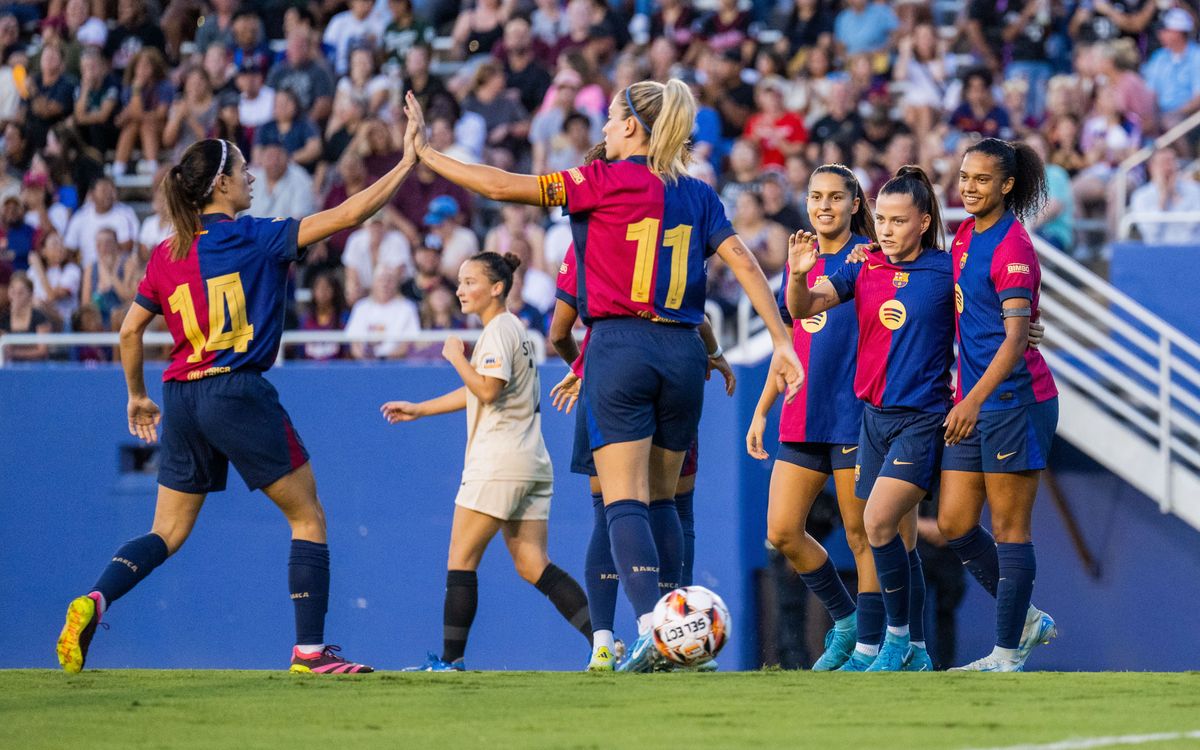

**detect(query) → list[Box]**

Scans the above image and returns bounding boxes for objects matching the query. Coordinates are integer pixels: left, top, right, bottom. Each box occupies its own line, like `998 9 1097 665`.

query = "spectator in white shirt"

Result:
424 195 480 281
323 0 381 76
1130 148 1200 245
63 177 138 267
235 61 275 129
138 167 173 257
346 267 420 359
28 231 81 326
342 210 414 301
247 143 315 219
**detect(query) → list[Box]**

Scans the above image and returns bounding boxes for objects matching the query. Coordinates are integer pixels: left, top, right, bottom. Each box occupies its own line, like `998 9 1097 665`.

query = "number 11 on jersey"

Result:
627 219 692 310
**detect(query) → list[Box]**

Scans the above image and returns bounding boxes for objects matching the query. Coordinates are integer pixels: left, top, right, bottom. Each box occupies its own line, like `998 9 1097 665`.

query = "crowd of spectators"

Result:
4 0 1200 363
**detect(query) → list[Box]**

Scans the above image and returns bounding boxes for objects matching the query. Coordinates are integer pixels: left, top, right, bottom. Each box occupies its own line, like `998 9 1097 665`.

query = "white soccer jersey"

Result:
462 312 553 483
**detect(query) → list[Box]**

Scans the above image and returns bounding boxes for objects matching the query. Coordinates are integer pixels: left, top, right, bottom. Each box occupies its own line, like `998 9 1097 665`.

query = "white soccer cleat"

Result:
950 652 1023 672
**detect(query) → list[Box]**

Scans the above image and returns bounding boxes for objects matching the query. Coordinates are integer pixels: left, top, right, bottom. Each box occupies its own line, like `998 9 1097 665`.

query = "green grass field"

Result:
3 670 1199 749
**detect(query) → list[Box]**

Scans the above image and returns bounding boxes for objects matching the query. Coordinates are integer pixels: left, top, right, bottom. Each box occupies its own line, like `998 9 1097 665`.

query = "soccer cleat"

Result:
1018 606 1057 662
950 652 1023 672
57 594 102 674
903 644 934 672
616 632 661 673
587 646 617 672
400 651 464 672
695 658 719 672
864 632 911 672
837 650 877 671
812 626 857 671
289 645 374 674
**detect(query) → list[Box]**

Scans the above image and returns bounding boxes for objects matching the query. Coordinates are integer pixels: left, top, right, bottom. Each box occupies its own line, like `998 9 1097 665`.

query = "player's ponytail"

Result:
163 139 236 261
964 137 1048 221
624 79 694 183
470 251 522 298
878 165 944 250
811 163 877 243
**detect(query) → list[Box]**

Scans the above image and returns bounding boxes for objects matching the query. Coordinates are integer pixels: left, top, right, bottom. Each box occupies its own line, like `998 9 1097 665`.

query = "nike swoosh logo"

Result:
841 446 858 454
996 451 1017 460
955 240 964 246
892 459 914 465
868 263 883 270
884 587 902 593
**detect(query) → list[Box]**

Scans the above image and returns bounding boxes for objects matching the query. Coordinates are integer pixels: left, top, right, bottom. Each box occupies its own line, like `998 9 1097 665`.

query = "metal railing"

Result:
1113 109 1200 232
1117 210 1200 241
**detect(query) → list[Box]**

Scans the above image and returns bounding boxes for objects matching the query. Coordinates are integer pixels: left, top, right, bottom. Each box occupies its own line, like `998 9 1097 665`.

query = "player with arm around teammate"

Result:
57 134 420 674
402 80 802 672
382 252 593 671
940 138 1059 672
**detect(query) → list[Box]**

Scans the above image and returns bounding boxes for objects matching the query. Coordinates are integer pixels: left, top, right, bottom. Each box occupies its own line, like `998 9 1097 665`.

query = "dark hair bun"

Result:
502 252 522 272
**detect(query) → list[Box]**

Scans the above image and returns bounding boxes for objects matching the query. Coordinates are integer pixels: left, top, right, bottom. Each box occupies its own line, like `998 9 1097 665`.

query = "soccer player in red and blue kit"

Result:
56 135 418 674
746 164 924 670
940 138 1060 672
404 82 802 672
788 166 954 672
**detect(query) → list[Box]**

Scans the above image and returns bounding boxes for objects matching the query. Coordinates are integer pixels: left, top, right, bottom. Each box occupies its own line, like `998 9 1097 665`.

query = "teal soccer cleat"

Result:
864 632 911 672
903 644 933 672
837 649 877 672
616 632 662 673
812 625 857 671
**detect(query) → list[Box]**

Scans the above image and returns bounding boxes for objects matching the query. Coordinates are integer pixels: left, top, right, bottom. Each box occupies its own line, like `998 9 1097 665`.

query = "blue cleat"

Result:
1018 607 1057 662
616 632 661 673
837 649 877 672
812 625 857 671
864 632 911 672
903 644 933 672
401 651 465 672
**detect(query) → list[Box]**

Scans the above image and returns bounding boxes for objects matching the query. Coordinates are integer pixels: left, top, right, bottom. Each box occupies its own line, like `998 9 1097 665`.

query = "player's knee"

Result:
937 512 973 542
843 524 870 556
149 522 191 556
766 523 801 554
990 517 1031 544
514 555 549 585
863 511 898 547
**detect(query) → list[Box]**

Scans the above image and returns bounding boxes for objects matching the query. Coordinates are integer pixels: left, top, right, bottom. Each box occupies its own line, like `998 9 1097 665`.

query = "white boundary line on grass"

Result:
967 730 1200 750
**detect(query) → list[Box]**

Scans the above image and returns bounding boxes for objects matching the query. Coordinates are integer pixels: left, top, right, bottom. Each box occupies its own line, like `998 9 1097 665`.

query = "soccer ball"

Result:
650 586 731 666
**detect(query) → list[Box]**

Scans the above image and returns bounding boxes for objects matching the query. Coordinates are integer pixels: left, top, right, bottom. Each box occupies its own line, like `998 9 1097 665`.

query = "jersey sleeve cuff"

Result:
708 226 736 255
555 288 577 307
778 306 793 326
134 293 162 315
998 287 1033 302
288 218 304 262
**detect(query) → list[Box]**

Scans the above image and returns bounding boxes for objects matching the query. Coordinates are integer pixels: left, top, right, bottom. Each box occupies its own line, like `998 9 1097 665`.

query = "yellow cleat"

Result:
57 595 100 674
587 646 616 672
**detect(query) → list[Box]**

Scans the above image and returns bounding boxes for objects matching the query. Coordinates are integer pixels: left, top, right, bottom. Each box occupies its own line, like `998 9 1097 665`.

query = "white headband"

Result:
205 140 229 197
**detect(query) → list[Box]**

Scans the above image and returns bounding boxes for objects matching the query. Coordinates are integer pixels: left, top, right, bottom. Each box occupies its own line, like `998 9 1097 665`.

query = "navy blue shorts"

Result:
856 405 945 498
582 318 706 452
571 395 700 478
159 371 309 494
942 398 1058 473
777 441 859 474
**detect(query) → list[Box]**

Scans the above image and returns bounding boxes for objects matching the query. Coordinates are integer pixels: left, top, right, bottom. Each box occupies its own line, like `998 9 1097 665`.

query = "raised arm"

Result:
785 231 843 320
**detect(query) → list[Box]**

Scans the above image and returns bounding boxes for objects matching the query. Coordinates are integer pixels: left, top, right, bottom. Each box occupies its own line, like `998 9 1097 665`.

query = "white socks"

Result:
592 629 615 654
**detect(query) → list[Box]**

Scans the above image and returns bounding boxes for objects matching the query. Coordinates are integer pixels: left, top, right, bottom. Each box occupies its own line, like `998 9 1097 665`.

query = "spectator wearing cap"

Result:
835 0 898 57
450 0 509 60
342 209 413 302
0 271 52 360
424 196 479 281
20 172 70 238
22 43 76 152
345 267 420 359
1142 8 1200 127
0 194 35 271
267 27 336 125
104 0 166 74
948 67 1013 140
495 17 553 114
383 0 434 68
335 45 390 117
744 77 808 169
255 89 322 170
72 48 120 156
64 0 108 50
1129 147 1200 245
63 177 137 267
236 59 276 129
194 0 239 52
112 48 173 177
247 142 315 220
324 0 380 76
165 66 218 164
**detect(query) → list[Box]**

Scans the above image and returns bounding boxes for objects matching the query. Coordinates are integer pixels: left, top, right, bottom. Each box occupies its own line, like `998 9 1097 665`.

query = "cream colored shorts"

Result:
454 479 553 521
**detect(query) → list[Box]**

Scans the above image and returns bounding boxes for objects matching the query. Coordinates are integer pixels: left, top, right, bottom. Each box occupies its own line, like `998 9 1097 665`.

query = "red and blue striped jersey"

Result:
554 245 589 379
552 156 734 326
828 248 955 413
952 213 1057 409
135 213 301 382
776 235 868 444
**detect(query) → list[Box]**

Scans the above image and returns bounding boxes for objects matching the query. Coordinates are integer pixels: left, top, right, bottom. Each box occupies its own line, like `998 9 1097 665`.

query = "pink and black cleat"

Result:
289 645 374 674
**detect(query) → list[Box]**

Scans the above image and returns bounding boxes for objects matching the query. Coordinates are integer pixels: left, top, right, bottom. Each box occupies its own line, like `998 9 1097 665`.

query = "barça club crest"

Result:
960 252 968 270
892 271 909 289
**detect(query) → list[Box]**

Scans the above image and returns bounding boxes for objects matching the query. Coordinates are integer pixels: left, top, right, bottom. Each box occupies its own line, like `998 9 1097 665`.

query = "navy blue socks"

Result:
855 592 885 652
442 569 478 663
288 539 330 646
648 498 683 594
947 525 1000 597
585 494 619 634
996 542 1037 649
908 548 926 645
675 489 696 586
91 533 169 608
535 563 592 642
798 557 857 623
605 500 661 620
871 535 911 632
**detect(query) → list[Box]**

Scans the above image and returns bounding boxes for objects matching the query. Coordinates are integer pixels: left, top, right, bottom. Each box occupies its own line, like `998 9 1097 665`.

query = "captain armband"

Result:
1001 307 1032 319
537 172 567 207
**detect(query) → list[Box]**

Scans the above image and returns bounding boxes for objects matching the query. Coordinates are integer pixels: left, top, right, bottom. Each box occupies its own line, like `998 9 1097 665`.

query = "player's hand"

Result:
1027 320 1045 349
846 243 876 264
772 344 804 403
943 398 981 446
403 91 428 157
550 370 581 413
441 335 465 363
786 230 819 276
707 353 736 396
127 395 161 443
381 400 423 423
746 412 769 460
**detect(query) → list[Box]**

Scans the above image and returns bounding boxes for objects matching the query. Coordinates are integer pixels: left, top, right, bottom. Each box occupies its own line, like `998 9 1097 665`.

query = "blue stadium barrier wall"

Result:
1110 242 1200 342
3 362 1199 671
